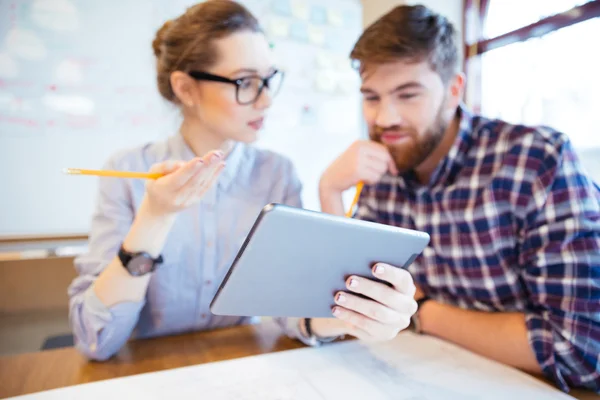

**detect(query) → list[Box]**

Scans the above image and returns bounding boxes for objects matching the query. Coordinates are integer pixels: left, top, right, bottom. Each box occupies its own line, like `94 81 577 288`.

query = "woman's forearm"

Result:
93 198 176 307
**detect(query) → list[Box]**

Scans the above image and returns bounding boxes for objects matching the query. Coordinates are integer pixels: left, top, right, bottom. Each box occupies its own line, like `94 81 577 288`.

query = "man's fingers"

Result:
334 291 404 325
363 143 392 164
362 170 384 185
332 306 400 341
366 163 387 177
388 158 399 175
344 324 374 342
372 263 417 297
332 306 382 334
345 275 417 314
360 159 388 184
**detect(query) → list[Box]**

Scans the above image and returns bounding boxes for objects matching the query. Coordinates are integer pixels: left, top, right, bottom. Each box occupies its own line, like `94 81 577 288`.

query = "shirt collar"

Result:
428 103 474 187
167 133 245 191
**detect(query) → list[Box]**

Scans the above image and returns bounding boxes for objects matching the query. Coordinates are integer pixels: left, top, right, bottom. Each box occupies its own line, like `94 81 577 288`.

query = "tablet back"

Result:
210 204 430 318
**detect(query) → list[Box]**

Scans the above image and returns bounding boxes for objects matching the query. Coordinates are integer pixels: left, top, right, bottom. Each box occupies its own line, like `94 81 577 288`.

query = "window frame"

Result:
463 0 600 111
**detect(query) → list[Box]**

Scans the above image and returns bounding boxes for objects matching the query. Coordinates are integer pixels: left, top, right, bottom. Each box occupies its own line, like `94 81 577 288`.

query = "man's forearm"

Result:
319 184 345 216
420 301 542 375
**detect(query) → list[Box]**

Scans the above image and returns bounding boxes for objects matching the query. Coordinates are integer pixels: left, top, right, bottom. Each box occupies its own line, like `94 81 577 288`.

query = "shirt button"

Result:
205 280 212 286
205 204 214 212
201 313 207 319
206 241 213 248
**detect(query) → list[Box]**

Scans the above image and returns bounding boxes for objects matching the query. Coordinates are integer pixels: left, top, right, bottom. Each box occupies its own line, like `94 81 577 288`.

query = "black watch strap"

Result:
411 296 431 334
416 296 431 309
118 245 163 276
304 318 339 344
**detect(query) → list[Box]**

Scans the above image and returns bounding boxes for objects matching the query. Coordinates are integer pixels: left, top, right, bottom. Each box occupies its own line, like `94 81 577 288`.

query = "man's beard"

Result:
371 105 448 175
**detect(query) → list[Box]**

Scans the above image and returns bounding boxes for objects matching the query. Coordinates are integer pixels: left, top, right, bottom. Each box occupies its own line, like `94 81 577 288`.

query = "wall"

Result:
0 258 77 313
0 0 365 237
0 0 467 318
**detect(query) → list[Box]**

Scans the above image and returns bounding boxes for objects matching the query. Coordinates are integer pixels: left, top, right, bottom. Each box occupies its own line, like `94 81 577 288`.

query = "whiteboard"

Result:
0 0 364 238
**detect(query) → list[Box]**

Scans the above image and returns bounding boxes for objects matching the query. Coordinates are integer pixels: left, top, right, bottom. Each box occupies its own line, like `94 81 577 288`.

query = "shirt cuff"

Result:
275 317 316 346
83 285 114 331
293 317 344 347
83 285 146 337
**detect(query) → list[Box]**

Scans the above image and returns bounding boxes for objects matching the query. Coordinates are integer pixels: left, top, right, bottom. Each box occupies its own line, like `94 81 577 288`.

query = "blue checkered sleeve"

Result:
519 135 600 392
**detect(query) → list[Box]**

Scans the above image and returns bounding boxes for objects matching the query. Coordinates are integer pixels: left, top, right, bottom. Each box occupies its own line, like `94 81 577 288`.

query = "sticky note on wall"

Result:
272 0 292 16
310 5 327 25
307 26 325 46
327 9 343 27
290 21 308 42
315 51 334 69
291 0 309 20
315 69 337 93
268 18 291 38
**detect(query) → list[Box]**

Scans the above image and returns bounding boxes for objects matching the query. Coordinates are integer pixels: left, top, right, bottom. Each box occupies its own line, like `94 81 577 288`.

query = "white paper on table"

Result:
9 332 574 400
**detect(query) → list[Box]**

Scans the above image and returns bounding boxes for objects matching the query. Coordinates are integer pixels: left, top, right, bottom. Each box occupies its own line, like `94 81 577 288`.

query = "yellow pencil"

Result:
345 181 364 218
63 168 164 180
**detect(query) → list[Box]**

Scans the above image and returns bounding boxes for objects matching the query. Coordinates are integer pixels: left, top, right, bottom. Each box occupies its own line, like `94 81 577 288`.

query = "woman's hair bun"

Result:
152 19 173 58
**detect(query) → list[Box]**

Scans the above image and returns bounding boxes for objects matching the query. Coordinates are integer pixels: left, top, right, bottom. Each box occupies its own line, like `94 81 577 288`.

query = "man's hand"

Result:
319 140 398 195
311 263 418 342
318 140 398 216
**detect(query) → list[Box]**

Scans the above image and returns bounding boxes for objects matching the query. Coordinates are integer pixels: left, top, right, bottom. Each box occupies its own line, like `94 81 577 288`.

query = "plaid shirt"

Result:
355 105 600 393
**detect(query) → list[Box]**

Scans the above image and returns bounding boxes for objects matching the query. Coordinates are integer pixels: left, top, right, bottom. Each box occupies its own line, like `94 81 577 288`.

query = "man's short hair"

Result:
350 5 458 83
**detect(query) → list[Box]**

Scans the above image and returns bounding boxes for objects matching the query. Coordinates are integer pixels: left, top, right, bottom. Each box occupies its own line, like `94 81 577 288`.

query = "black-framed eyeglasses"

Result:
187 69 284 105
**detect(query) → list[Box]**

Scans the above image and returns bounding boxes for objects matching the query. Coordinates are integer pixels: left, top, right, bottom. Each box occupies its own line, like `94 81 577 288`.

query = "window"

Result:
484 0 593 38
480 17 600 149
464 0 600 181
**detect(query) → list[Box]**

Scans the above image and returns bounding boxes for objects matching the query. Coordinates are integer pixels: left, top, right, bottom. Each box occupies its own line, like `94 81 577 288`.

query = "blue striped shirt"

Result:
68 133 307 360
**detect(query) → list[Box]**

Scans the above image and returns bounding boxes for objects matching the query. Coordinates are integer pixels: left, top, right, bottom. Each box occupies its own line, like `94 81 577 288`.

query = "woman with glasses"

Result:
68 0 305 360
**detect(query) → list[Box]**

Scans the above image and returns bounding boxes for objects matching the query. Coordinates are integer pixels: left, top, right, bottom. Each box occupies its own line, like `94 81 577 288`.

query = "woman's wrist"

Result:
308 317 347 339
122 197 178 257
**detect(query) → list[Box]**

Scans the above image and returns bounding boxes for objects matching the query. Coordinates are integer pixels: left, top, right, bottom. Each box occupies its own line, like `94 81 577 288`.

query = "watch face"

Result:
128 255 154 276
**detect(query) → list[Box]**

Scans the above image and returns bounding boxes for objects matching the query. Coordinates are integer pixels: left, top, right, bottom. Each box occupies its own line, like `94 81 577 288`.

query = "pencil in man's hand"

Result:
63 168 164 180
345 181 364 218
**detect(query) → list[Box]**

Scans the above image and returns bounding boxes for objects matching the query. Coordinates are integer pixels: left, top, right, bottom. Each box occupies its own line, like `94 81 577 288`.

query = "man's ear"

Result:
447 72 466 110
170 71 197 106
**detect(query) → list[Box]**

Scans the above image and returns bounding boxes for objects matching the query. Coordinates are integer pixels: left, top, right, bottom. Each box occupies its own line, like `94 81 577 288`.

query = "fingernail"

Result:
336 293 346 303
374 264 385 274
332 307 342 316
349 278 359 288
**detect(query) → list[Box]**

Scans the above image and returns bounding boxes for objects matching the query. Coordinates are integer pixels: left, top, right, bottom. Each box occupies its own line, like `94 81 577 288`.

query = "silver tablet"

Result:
210 203 430 318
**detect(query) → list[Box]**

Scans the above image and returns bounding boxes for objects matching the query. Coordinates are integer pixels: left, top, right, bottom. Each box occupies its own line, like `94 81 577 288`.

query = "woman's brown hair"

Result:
152 0 262 104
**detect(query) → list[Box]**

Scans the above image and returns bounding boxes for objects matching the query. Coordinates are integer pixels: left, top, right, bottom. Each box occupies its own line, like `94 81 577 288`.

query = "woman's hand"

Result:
144 150 225 217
